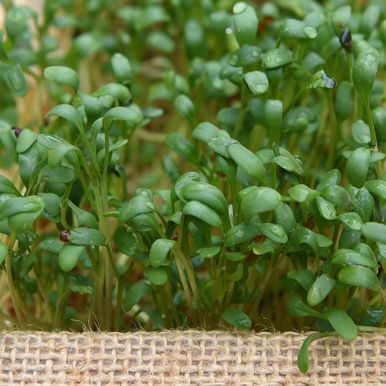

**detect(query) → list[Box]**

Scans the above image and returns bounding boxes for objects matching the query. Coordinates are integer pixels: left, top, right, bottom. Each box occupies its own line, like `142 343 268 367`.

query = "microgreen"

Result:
0 0 385 374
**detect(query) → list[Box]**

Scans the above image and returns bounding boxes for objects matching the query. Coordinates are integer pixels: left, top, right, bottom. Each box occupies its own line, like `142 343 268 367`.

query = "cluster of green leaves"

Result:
0 0 385 373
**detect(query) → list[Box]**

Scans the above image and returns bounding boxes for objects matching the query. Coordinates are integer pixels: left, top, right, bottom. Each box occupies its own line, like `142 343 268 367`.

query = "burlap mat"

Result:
0 331 384 385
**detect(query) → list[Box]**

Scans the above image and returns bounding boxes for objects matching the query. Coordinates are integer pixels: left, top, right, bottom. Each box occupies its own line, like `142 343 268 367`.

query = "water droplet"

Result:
236 230 244 238
229 54 237 65
304 26 317 39
233 2 247 14
225 27 233 35
251 49 259 58
269 225 282 237
237 318 250 328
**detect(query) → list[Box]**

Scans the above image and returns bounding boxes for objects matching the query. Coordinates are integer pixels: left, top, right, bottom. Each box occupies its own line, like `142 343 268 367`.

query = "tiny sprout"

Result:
11 126 22 137
59 230 71 242
339 28 352 51
232 2 258 46
0 0 384 375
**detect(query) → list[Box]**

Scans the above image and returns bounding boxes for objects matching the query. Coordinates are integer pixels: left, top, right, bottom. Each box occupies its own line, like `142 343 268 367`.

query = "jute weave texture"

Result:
0 331 384 385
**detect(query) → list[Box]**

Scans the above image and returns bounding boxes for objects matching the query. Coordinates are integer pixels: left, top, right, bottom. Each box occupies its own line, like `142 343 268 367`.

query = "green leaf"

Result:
253 239 279 255
224 222 260 247
287 270 315 291
321 185 350 210
47 142 78 168
67 201 99 228
192 122 219 142
166 133 197 163
174 94 196 123
316 233 333 248
365 180 386 200
184 18 204 53
103 105 143 130
286 294 322 318
362 222 386 244
232 2 258 46
239 187 281 219
258 223 288 243
272 155 303 174
0 196 44 232
224 252 246 261
353 51 379 100
332 249 377 269
208 130 234 158
306 70 336 89
277 148 303 174
96 139 128 163
38 238 64 253
262 47 293 69
242 71 269 95
149 239 175 267
315 196 336 220
0 196 44 219
281 19 317 39
148 31 175 53
346 148 370 188
335 81 353 123
39 193 60 222
145 266 168 286
68 227 107 246
44 66 79 91
264 100 282 131
124 280 152 310
338 265 379 291
183 201 222 228
331 5 351 33
46 104 83 131
348 186 374 222
307 274 335 306
360 4 381 36
0 240 7 265
355 306 385 327
221 307 252 329
373 107 386 142
40 165 75 184
16 128 37 153
181 182 228 216
228 44 261 67
316 169 341 191
274 203 297 234
324 308 357 340
114 227 139 256
119 193 155 223
288 184 318 202
297 333 326 373
354 243 376 264
197 246 221 259
68 278 93 295
337 212 363 231
0 176 20 196
58 244 84 272
111 53 132 84
4 65 28 96
352 120 371 144
94 83 131 105
370 152 385 163
228 143 265 181
173 172 201 201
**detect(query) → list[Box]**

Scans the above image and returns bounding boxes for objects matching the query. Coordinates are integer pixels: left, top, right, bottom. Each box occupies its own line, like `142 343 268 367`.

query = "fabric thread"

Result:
0 331 384 385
